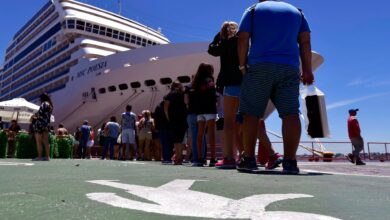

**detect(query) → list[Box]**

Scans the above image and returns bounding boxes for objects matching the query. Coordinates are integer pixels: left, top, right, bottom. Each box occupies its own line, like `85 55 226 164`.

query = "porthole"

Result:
108 86 116 92
98 88 106 94
177 76 191 83
145 79 156 87
119 83 128 90
160 77 172 85
130 81 141 89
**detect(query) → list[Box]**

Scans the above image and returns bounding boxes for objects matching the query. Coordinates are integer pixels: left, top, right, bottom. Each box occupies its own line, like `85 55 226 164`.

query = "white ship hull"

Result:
50 41 324 131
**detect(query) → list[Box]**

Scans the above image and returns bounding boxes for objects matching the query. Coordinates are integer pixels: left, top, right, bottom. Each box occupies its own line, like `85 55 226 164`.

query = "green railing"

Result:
0 131 74 159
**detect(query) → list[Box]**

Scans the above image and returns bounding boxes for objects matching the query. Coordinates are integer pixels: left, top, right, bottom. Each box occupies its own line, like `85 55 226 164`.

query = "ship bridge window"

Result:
98 88 106 94
119 83 128 90
106 28 113 37
142 38 147 47
76 20 85 30
145 79 156 87
113 30 119 39
93 25 99 34
67 20 75 29
119 32 125 40
177 76 191 84
147 40 152 45
131 35 136 44
136 36 142 45
130 81 141 89
125 33 130 42
61 21 66 29
86 23 92 32
108 85 116 92
99 26 106 35
160 77 172 85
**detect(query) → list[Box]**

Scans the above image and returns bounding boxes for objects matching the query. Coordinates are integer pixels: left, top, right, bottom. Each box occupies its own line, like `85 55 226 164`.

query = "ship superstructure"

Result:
0 0 169 102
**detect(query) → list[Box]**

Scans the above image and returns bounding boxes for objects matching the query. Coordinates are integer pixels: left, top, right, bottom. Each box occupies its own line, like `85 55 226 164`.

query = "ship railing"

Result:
367 142 389 161
268 141 390 161
268 141 367 160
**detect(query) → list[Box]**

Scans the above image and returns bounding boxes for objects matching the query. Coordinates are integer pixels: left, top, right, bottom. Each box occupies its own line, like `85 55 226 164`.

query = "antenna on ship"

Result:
118 0 122 15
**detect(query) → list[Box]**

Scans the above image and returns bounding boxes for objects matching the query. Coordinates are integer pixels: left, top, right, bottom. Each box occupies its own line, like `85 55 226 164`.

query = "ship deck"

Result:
0 159 389 220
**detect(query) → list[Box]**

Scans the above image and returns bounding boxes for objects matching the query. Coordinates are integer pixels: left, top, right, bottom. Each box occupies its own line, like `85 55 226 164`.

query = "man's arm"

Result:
298 32 314 85
237 32 250 74
104 124 109 134
164 100 170 121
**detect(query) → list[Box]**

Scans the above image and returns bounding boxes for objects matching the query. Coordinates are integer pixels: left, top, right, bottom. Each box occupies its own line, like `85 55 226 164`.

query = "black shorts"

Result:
172 128 186 143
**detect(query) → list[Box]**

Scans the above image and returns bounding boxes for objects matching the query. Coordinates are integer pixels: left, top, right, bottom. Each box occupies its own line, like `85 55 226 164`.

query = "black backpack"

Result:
153 101 168 130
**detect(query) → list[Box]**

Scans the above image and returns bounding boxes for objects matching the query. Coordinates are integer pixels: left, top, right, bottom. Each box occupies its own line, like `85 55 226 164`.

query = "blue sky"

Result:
1 0 389 149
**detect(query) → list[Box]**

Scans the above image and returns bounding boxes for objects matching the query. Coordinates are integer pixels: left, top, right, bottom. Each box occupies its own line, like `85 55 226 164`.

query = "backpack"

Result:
153 101 167 130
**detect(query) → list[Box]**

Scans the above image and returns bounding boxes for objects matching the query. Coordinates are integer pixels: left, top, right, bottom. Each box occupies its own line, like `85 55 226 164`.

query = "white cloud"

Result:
347 77 376 87
347 78 365 86
367 80 390 88
326 92 390 110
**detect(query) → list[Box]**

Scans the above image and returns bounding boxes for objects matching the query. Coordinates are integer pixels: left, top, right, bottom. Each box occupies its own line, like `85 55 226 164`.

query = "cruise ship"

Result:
0 0 324 131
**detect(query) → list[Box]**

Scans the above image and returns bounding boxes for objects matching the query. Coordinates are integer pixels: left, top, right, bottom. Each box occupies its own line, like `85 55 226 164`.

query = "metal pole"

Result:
311 142 315 158
385 143 388 160
362 141 366 160
367 142 371 160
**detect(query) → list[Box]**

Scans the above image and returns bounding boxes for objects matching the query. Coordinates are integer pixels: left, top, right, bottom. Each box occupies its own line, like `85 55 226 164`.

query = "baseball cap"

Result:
348 109 359 113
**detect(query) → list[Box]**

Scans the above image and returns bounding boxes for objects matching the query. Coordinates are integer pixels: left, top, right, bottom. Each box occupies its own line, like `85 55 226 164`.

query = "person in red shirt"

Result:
347 109 366 165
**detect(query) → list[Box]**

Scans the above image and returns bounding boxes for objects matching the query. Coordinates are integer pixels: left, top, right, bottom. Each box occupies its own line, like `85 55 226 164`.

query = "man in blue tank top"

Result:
237 0 314 174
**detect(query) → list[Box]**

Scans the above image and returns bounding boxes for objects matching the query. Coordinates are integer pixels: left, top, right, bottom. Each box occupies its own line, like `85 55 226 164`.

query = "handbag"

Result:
300 85 330 138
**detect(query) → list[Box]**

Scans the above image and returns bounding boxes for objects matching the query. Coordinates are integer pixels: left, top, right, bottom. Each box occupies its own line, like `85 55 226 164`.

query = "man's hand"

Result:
301 71 314 85
239 65 247 75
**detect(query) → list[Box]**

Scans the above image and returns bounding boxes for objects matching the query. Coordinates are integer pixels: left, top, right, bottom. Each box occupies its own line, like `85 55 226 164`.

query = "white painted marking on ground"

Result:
86 179 341 220
302 169 390 178
0 162 34 166
120 161 146 165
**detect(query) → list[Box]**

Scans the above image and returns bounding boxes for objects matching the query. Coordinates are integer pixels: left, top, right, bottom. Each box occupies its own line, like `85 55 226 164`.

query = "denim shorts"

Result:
197 114 217 121
239 63 300 118
223 86 241 97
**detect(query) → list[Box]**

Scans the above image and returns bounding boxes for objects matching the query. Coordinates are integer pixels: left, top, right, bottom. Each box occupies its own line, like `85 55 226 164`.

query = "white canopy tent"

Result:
0 98 55 124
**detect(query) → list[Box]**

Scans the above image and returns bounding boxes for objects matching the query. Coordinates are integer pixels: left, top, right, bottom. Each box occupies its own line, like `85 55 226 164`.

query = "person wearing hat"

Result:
347 109 366 165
